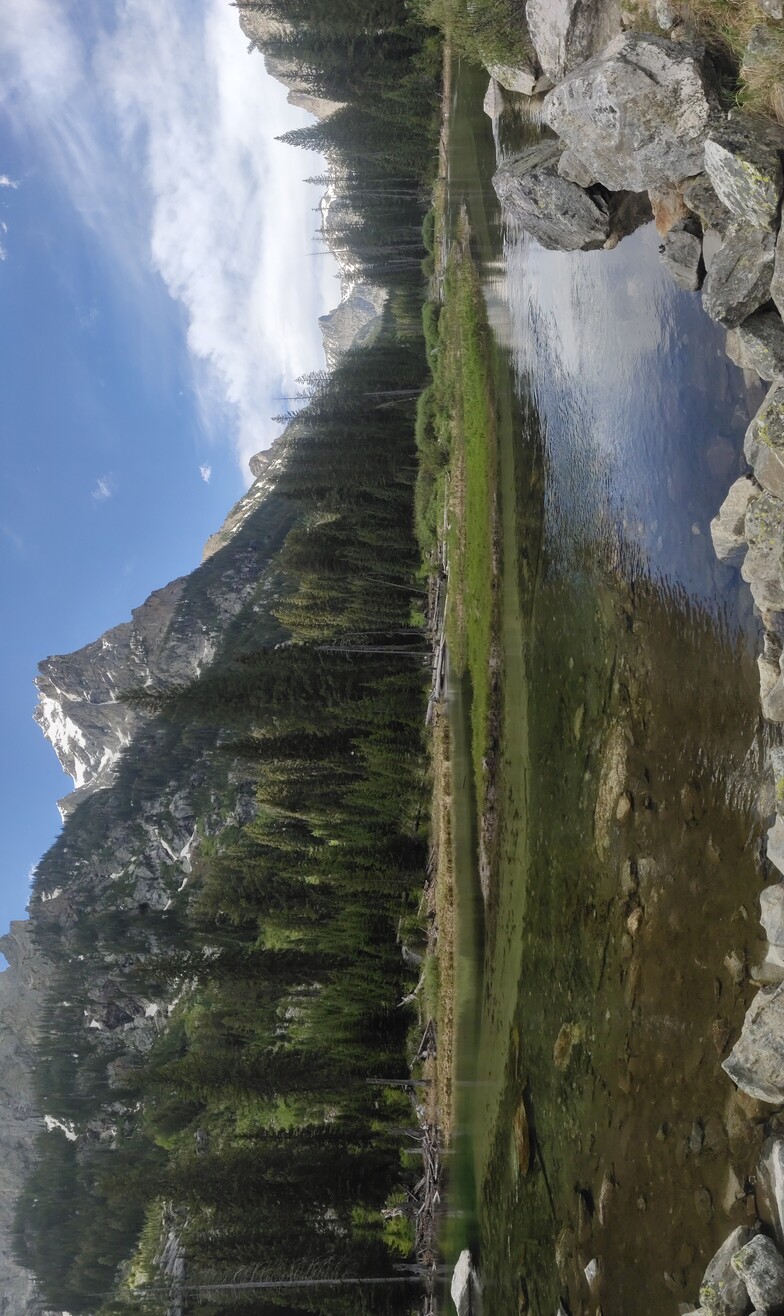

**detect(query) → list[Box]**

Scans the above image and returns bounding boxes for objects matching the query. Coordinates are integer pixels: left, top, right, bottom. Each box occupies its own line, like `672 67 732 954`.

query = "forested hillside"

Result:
10 4 442 1313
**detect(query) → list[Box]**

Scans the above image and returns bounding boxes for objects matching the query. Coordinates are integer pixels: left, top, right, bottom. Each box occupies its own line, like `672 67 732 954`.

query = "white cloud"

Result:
0 175 18 188
91 475 115 502
0 0 338 481
199 463 212 484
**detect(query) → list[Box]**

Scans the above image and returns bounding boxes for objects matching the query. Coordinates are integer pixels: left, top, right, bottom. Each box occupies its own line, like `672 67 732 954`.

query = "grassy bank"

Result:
416 205 500 1145
418 228 498 791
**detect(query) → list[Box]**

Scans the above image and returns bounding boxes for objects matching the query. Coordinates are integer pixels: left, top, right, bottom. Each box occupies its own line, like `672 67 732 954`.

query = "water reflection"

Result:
443 57 771 1316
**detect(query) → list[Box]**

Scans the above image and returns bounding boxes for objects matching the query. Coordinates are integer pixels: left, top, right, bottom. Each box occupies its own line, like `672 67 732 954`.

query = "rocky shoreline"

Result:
483 5 784 1313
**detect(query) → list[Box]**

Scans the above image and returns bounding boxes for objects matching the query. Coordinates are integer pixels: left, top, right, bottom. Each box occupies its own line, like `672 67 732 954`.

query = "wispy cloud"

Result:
91 474 115 502
0 0 338 480
0 175 18 189
0 523 24 554
199 463 212 485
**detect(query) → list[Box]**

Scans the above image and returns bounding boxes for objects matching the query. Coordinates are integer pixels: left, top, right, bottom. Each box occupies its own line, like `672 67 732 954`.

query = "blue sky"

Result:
0 0 337 944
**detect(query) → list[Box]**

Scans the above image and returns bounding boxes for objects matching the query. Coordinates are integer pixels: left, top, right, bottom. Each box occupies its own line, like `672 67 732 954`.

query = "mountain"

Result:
0 11 394 1311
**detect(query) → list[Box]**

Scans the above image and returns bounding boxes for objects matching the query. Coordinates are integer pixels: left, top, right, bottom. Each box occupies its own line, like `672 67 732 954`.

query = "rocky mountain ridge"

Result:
0 10 392 1310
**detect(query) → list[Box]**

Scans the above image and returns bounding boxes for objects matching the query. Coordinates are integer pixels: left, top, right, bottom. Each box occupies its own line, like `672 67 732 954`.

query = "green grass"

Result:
432 240 498 790
413 0 533 67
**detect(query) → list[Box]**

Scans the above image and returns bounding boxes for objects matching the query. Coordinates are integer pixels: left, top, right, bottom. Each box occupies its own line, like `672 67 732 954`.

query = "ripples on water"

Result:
445 61 774 1316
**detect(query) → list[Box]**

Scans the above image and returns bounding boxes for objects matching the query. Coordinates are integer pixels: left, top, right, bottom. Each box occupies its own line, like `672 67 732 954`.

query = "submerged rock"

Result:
543 33 720 192
492 141 610 250
704 113 784 230
723 982 784 1103
710 476 758 567
731 1234 784 1312
745 382 784 499
726 310 784 382
702 222 775 327
526 0 621 81
699 1225 756 1314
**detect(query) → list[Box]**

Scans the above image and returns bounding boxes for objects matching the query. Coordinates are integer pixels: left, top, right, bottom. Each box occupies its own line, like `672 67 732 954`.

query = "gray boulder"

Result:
745 382 784 500
492 141 610 251
731 1234 784 1313
526 0 621 81
743 24 784 87
700 1225 756 1314
710 476 757 567
757 1136 784 1249
756 0 784 19
451 1250 479 1316
743 489 784 618
483 77 505 120
726 310 784 382
705 113 784 231
682 173 732 233
486 61 537 96
771 227 784 323
759 649 784 722
771 815 784 878
558 148 596 188
543 33 720 192
702 222 775 327
723 981 784 1103
660 225 703 290
761 884 784 946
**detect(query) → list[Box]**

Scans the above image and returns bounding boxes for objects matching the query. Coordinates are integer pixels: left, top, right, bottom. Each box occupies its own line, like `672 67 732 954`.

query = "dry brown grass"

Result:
423 702 457 1142
674 0 784 120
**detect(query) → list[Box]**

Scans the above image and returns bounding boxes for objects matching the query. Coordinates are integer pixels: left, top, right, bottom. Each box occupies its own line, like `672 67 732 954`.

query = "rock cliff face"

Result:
36 457 293 819
237 7 342 120
0 13 395 1310
0 923 50 1316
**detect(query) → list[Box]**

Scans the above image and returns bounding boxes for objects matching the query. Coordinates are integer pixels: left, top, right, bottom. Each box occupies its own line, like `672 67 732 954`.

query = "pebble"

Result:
626 906 644 936
690 1120 705 1155
694 1186 713 1222
616 793 632 821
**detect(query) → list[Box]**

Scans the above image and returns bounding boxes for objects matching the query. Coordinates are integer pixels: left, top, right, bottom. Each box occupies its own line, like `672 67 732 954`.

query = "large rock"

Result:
682 172 732 233
526 0 621 81
761 884 784 946
483 77 505 120
723 981 784 1103
731 1234 784 1313
486 61 537 96
543 33 720 192
702 222 775 327
558 148 596 188
770 815 784 878
700 1225 756 1314
726 310 784 382
705 113 784 231
745 382 784 499
772 228 784 322
757 1136 784 1248
492 141 610 250
742 490 784 614
451 1250 478 1316
710 476 758 567
660 225 703 291
759 648 784 722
